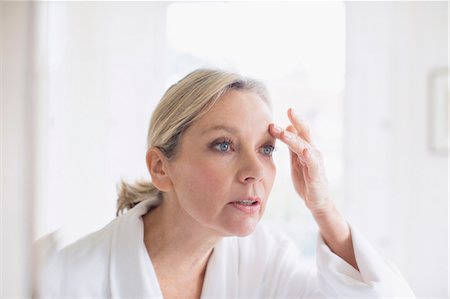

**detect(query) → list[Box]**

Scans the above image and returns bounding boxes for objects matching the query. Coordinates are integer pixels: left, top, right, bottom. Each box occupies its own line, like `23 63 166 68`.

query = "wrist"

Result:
309 198 335 218
312 202 350 240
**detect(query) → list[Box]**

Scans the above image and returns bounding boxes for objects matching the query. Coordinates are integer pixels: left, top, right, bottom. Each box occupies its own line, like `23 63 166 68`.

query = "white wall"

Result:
345 2 448 297
34 2 169 246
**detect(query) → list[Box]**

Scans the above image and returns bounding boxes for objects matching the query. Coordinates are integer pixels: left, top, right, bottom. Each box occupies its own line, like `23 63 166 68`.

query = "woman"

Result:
40 69 415 298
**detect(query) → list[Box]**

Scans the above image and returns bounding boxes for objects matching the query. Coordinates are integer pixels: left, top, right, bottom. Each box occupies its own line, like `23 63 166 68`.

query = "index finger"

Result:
288 108 313 145
269 123 311 157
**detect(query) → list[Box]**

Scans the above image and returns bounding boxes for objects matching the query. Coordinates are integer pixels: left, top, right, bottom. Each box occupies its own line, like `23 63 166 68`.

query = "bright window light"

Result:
166 1 345 260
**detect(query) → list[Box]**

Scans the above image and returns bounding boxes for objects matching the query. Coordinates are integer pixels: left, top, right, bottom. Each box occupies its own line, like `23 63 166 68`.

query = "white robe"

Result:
38 197 415 298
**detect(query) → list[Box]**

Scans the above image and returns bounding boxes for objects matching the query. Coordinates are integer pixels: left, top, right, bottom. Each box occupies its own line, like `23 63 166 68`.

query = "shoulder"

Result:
40 218 119 295
43 198 158 278
39 198 162 296
58 218 117 263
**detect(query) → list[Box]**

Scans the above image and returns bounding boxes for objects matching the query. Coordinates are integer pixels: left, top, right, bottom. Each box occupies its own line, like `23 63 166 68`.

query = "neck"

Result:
142 198 221 278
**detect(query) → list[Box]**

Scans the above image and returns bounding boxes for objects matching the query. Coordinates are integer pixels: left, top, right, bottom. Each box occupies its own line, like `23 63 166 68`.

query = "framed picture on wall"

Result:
429 68 449 154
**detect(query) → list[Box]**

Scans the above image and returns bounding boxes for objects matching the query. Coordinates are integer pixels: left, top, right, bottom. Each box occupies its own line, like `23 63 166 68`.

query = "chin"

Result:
229 219 260 237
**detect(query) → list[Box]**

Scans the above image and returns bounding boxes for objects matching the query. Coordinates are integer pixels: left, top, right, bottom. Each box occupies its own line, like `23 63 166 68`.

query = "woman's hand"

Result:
269 109 358 270
269 108 332 215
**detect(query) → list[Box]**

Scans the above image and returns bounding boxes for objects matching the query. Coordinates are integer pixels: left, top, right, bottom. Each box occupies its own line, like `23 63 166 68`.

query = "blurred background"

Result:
1 1 448 297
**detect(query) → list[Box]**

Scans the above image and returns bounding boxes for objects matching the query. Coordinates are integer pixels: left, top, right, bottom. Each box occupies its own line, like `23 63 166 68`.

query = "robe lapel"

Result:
108 197 241 298
109 198 164 297
201 236 240 298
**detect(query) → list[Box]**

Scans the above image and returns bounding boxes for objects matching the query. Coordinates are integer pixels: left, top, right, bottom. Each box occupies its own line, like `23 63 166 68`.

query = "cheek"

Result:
192 162 225 188
178 157 232 200
269 163 276 183
265 163 277 194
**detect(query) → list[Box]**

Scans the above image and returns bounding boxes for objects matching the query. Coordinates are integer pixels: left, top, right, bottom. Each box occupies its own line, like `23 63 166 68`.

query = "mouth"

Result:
229 197 262 214
234 199 260 206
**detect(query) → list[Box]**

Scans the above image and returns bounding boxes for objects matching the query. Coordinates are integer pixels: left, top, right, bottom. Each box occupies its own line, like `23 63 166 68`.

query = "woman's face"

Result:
165 90 276 237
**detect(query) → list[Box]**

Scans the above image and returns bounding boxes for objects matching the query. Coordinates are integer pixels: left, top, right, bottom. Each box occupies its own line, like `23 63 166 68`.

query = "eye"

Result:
261 144 275 157
212 138 234 153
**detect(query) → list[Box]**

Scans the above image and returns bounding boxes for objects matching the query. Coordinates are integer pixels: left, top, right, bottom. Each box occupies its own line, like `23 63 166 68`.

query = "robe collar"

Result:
108 197 240 297
109 197 164 297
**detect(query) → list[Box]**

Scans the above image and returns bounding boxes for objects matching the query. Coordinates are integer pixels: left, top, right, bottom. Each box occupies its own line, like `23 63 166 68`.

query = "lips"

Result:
229 196 262 214
236 200 255 206
234 196 260 205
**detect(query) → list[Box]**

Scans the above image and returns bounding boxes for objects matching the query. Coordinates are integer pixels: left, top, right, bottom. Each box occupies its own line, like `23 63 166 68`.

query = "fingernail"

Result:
272 124 282 133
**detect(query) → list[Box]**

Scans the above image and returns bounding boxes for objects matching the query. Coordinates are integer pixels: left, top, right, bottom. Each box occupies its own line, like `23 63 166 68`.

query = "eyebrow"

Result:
201 124 274 140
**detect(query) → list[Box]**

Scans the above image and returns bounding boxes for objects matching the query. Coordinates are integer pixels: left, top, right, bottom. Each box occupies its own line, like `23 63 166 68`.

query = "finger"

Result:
285 125 323 180
285 124 298 135
287 108 313 145
290 147 307 193
269 123 311 162
289 141 306 168
281 126 311 158
286 126 306 166
271 122 325 186
271 123 322 183
268 123 285 139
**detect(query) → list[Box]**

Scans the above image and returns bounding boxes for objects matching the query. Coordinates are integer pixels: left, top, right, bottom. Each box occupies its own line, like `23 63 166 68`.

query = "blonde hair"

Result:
116 68 271 216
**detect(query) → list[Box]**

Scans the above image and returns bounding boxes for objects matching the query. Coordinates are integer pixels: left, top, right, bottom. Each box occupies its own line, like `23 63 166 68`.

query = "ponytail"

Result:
116 179 162 216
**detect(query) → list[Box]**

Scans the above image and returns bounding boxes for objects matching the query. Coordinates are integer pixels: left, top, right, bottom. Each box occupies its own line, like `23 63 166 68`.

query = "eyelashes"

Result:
213 138 234 152
261 144 276 156
210 137 277 157
211 138 236 153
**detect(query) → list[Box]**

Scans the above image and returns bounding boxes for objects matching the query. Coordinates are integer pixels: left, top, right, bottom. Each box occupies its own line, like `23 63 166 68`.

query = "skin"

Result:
143 90 358 299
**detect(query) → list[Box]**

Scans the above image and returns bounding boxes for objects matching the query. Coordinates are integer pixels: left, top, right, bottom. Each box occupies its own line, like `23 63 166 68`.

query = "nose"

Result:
237 149 265 184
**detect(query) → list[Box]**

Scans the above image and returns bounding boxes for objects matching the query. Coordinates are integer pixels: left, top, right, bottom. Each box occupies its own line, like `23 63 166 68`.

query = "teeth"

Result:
238 200 254 206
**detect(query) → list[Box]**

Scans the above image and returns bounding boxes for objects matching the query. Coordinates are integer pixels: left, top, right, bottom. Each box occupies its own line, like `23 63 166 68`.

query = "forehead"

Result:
191 90 273 135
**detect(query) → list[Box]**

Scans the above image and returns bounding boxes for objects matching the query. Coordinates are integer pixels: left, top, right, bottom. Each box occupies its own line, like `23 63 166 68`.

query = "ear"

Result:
146 147 173 192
